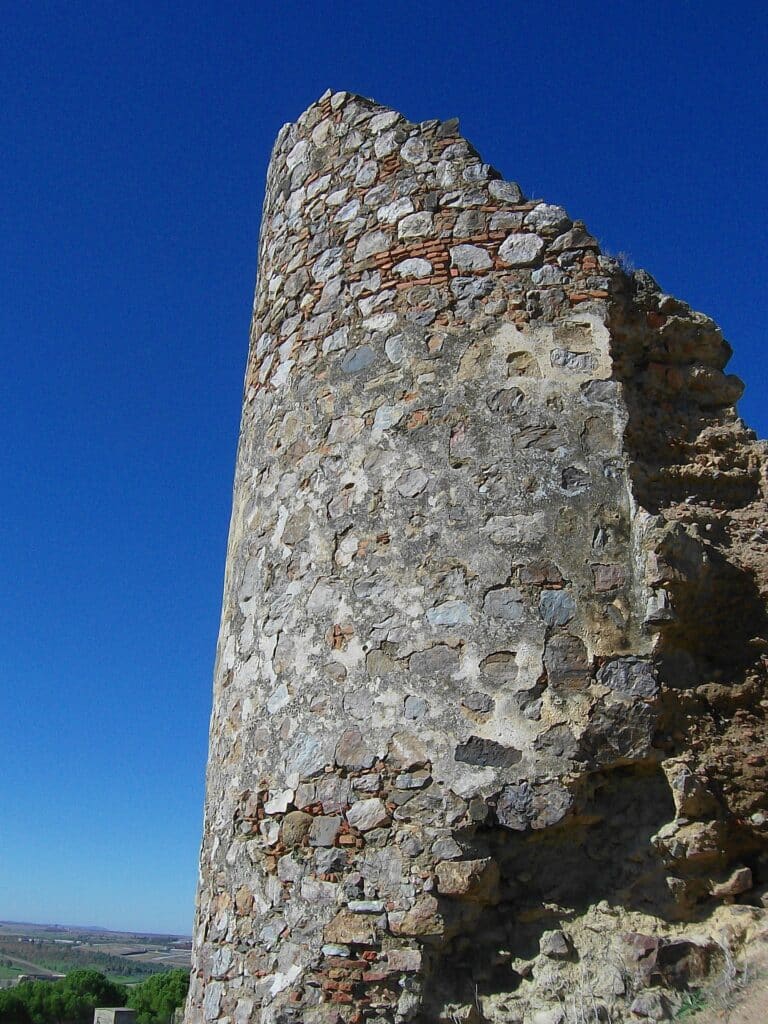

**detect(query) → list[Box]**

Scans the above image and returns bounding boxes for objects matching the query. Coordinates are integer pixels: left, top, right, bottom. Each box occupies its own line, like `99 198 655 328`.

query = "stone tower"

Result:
186 92 768 1024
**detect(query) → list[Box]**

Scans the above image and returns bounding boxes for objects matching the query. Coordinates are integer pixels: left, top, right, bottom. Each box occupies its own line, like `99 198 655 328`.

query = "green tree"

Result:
0 990 32 1024
127 971 189 1024
0 970 127 1024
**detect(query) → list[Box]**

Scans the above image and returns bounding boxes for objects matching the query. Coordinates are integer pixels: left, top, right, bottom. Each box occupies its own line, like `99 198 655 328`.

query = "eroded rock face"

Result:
186 91 768 1024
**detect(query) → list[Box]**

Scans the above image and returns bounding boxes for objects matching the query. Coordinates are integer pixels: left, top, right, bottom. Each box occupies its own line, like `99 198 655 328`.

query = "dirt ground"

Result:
686 941 767 1024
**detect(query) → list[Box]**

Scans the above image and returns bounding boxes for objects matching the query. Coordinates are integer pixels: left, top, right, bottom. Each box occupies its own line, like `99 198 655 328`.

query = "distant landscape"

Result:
0 922 191 987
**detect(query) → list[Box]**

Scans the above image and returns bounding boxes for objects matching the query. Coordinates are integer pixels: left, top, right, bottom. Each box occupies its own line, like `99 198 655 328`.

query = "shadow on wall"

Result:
607 270 767 687
418 766 677 1016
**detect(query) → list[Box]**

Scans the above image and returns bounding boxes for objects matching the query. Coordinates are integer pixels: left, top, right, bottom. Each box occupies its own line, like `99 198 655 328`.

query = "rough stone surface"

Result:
187 91 768 1024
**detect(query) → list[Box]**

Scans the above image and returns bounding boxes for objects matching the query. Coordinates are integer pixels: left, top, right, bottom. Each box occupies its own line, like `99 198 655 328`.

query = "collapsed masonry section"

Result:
186 91 768 1024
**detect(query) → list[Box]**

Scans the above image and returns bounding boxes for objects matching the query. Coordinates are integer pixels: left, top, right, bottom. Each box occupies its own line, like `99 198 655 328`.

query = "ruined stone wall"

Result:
186 92 768 1024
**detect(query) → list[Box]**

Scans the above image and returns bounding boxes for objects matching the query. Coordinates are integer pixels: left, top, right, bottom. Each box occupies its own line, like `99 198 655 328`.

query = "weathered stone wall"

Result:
186 91 768 1024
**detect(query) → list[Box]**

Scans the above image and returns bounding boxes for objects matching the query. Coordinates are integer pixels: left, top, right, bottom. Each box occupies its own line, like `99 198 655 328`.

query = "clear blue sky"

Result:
1 2 766 936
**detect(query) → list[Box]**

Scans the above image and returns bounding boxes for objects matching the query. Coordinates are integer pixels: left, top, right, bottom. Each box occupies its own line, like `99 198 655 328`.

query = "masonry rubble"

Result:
185 90 768 1024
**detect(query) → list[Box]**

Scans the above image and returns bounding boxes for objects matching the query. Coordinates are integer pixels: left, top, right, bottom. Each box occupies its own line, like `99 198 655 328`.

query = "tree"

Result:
127 971 189 1024
0 970 127 1024
0 990 32 1024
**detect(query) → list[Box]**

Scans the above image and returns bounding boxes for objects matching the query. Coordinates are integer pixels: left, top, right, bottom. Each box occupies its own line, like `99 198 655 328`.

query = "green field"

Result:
0 940 166 980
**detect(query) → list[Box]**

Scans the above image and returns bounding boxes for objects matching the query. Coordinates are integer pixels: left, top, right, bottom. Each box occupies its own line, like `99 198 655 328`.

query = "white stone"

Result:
398 212 434 239
393 258 432 278
264 787 294 814
364 311 397 332
385 334 406 364
498 232 545 266
346 798 390 832
355 161 377 187
524 203 571 234
374 131 398 158
322 327 348 354
374 404 403 430
285 140 309 170
334 199 361 223
326 187 349 207
369 110 400 133
377 197 415 224
266 685 291 716
312 247 344 282
401 136 429 163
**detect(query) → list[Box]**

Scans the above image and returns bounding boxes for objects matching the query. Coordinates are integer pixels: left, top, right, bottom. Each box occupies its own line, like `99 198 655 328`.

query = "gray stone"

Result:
314 847 348 874
450 244 493 271
432 836 463 860
353 772 382 793
348 899 385 913
549 222 599 251
377 196 414 223
396 467 429 497
629 990 672 1020
395 769 432 789
384 333 406 364
369 110 400 133
539 589 576 626
455 736 522 768
426 600 472 626
490 210 524 231
539 929 572 959
550 348 597 372
488 179 524 204
544 633 590 692
335 727 375 769
309 815 342 847
321 943 350 957
483 587 525 621
287 733 327 779
496 780 572 831
531 264 566 286
597 658 658 699
341 345 376 374
451 276 494 300
404 694 428 719
462 691 494 713
355 160 377 187
354 229 391 261
317 774 352 813
454 210 486 237
409 644 459 675
581 379 617 403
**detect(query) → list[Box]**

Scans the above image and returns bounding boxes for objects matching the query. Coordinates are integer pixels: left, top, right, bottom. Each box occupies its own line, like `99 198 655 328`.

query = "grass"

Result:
675 990 707 1020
